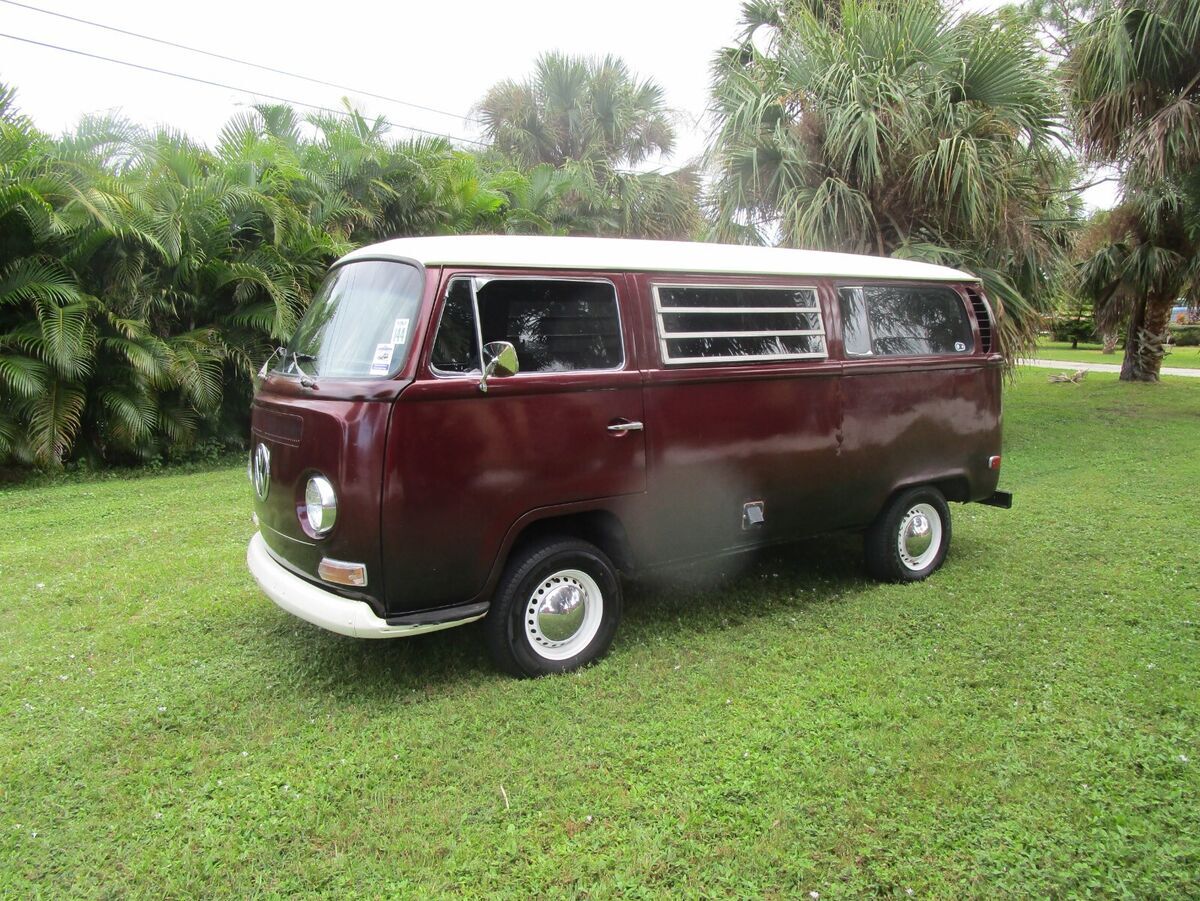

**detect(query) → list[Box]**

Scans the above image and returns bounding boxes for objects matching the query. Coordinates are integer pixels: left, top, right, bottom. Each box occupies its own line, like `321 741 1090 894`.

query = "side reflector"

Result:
988 455 1002 470
318 558 368 587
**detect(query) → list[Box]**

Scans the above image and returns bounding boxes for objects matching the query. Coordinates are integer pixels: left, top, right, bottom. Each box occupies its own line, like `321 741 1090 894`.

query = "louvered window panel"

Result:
967 287 994 353
653 284 828 364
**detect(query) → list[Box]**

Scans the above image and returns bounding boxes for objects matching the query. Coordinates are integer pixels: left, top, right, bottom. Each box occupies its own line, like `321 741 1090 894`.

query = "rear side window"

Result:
431 278 623 374
654 285 827 364
838 286 973 357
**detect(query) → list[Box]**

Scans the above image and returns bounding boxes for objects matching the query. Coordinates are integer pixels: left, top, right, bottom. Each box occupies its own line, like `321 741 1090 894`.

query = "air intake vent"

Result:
967 288 994 353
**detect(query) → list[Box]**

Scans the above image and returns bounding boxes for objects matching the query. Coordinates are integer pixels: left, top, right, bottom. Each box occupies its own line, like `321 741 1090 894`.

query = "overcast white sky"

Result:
0 0 1117 210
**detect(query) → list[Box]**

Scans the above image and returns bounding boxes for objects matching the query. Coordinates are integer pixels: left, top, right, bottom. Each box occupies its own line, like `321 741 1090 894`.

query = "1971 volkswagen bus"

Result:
246 236 1011 676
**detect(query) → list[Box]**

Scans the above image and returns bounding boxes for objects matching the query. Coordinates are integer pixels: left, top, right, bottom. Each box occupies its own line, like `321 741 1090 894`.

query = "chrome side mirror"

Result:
479 341 519 393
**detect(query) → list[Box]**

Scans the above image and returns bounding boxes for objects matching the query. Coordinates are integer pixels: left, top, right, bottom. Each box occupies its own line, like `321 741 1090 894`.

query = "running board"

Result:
385 600 490 627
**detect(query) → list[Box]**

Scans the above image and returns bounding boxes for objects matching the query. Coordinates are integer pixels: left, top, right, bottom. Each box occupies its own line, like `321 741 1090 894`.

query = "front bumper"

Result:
247 532 486 639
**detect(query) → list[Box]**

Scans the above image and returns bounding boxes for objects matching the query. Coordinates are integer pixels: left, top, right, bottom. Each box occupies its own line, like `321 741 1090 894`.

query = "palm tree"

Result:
1065 0 1200 381
707 0 1078 358
476 54 702 241
476 52 675 170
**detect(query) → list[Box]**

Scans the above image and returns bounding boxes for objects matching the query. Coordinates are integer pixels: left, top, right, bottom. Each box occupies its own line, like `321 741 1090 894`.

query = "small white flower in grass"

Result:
152 812 162 820
59 675 68 681
725 699 732 706
1180 754 1190 763
157 706 166 712
217 779 223 786
810 892 820 900
35 583 44 590
906 890 914 897
240 751 248 757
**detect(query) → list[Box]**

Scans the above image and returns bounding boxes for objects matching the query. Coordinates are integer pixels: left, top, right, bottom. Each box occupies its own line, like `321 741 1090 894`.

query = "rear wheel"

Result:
485 538 622 677
864 486 951 582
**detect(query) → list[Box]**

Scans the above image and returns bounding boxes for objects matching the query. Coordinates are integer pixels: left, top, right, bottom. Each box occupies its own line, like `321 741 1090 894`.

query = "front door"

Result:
381 270 646 613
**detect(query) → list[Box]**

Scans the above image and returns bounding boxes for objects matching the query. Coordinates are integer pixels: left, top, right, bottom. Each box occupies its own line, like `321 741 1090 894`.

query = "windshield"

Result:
280 260 423 379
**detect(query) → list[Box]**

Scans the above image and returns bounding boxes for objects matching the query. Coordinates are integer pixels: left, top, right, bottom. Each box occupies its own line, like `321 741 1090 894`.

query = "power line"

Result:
0 0 480 125
0 31 487 146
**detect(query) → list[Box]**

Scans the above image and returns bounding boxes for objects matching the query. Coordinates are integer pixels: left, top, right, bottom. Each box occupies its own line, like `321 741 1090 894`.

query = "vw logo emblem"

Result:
252 442 271 500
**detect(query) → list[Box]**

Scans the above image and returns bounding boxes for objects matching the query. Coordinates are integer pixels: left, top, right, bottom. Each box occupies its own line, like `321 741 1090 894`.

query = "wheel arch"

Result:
879 472 970 513
507 509 634 574
476 502 635 605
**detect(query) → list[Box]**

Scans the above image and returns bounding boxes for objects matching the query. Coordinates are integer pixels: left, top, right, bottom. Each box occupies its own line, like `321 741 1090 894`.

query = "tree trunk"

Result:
1140 295 1173 380
1121 292 1172 381
1120 295 1147 380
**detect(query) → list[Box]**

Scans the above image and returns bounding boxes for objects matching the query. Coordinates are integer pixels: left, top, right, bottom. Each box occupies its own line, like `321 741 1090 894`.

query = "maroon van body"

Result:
247 236 1008 675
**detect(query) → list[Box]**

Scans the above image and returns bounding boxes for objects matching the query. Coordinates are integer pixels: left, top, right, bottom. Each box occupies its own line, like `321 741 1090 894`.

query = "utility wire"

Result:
0 0 480 124
0 31 487 146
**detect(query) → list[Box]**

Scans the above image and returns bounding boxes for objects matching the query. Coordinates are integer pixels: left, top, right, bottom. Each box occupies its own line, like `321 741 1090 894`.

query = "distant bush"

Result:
1169 324 1200 346
1049 316 1099 345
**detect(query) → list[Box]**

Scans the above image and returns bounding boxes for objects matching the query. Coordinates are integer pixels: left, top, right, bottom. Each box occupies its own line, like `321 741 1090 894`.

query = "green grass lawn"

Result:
2 371 1197 897
1035 337 1200 369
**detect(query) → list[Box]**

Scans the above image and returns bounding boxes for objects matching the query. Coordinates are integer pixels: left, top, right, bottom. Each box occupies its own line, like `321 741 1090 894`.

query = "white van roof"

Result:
339 235 977 283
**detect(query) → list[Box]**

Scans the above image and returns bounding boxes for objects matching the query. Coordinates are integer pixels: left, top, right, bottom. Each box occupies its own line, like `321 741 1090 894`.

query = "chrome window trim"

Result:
429 274 627 378
652 283 828 366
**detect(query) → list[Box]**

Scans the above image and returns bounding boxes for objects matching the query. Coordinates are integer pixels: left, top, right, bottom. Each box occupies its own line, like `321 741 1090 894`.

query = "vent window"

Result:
966 287 994 353
654 285 827 365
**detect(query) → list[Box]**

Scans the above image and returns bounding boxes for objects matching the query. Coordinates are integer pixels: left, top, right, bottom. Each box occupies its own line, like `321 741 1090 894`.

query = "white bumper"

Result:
247 532 484 639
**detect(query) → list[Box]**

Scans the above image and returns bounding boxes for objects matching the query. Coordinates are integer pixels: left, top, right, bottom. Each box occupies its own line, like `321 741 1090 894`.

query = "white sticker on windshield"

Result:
391 317 410 345
369 343 394 375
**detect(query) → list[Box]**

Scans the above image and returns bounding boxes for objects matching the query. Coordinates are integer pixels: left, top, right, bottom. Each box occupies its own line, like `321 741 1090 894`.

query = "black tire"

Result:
484 537 622 677
864 486 951 583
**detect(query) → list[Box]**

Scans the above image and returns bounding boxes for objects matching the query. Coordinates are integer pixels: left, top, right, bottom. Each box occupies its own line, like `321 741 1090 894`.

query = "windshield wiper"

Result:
290 350 318 388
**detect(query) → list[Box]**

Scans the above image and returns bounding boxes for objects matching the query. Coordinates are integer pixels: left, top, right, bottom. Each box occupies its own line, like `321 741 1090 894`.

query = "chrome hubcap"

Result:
525 569 603 661
897 503 941 570
537 582 586 641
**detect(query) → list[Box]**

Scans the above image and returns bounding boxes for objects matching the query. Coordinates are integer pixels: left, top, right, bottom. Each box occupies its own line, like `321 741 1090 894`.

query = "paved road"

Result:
1020 358 1200 378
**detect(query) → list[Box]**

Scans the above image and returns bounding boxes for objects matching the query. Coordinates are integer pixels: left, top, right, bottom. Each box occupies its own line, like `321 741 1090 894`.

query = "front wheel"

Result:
864 486 951 582
484 538 622 677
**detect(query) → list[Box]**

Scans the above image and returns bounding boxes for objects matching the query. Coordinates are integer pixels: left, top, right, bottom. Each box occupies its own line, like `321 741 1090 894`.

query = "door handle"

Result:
607 419 644 433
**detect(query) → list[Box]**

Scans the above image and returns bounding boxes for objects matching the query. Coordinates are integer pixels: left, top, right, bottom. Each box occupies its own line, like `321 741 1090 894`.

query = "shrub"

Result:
1168 324 1200 346
1049 316 1099 345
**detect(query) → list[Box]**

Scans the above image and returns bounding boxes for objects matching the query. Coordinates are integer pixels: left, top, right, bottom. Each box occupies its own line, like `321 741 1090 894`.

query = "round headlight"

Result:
304 475 337 535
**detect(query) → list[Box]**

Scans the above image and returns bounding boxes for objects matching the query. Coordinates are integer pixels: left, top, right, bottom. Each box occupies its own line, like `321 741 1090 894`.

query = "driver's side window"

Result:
430 277 624 375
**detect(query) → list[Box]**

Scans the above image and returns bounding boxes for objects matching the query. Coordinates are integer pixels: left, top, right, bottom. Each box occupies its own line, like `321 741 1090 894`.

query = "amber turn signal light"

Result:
318 558 367 587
